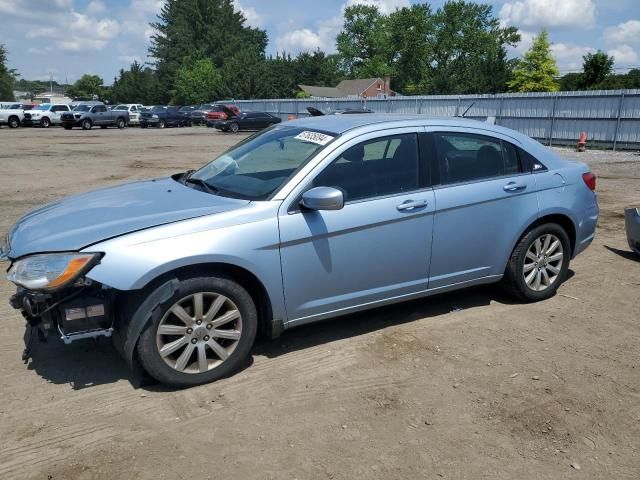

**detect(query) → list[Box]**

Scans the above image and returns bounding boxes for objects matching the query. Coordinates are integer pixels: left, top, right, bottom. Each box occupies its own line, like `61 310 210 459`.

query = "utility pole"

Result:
49 72 53 94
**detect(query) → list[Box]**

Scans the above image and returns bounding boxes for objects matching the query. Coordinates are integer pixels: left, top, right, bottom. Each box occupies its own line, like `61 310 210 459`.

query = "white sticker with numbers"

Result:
294 131 334 145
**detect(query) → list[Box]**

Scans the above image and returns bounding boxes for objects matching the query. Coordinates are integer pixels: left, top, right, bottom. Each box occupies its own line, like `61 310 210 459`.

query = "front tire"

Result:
8 116 19 128
136 276 258 387
229 122 239 133
81 119 92 130
40 117 51 128
116 117 126 129
504 223 570 302
157 120 166 129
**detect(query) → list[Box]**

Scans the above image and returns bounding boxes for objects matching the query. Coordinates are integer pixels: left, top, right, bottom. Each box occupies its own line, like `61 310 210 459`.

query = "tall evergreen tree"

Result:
110 61 160 104
149 0 267 102
508 29 559 92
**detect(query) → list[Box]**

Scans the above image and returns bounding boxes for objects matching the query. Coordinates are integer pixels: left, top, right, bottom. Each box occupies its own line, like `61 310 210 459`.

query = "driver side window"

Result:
313 133 420 202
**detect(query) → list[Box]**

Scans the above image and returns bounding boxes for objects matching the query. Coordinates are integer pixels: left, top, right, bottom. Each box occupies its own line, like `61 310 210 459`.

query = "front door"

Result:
279 130 435 323
428 130 539 289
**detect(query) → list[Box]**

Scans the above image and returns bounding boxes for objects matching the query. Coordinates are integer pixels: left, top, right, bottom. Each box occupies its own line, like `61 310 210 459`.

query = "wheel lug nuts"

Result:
203 335 210 341
191 338 197 344
206 324 213 330
186 328 193 334
196 320 202 325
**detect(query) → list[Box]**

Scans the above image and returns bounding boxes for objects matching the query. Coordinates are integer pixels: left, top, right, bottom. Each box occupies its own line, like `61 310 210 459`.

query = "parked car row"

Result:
1 100 286 133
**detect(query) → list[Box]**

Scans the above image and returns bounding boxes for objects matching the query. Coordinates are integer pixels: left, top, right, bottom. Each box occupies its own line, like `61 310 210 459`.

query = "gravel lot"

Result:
0 126 638 480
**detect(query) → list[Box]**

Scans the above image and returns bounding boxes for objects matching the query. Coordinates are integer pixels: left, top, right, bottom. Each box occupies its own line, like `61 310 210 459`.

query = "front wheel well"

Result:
134 263 274 338
522 214 577 257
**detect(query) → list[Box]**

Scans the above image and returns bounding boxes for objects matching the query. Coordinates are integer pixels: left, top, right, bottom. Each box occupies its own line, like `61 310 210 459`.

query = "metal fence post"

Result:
549 94 559 146
496 96 504 126
454 97 461 117
613 92 625 151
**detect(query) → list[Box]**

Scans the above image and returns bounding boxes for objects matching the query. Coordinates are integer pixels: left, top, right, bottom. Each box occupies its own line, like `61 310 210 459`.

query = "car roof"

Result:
289 114 540 145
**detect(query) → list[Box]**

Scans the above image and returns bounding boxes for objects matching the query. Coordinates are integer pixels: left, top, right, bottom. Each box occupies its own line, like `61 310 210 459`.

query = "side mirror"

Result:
301 186 344 211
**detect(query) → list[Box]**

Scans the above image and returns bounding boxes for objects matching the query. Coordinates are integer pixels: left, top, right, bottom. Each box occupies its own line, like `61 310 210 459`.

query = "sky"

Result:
1 0 639 86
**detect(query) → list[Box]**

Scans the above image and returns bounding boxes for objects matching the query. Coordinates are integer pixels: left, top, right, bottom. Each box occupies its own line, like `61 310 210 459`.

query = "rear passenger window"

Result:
313 133 420 202
434 133 523 185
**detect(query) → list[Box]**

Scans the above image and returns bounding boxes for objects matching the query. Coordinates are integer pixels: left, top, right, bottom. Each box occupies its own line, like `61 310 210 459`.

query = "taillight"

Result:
582 172 596 191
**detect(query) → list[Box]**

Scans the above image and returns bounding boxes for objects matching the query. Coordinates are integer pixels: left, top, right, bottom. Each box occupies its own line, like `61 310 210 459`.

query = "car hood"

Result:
6 177 249 259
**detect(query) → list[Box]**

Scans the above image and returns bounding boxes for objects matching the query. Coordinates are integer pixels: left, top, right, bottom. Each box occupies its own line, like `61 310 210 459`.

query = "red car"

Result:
206 104 240 122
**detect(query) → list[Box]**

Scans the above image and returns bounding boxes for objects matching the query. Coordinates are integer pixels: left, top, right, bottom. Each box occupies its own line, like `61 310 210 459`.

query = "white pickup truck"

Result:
112 104 144 125
0 103 28 128
22 103 72 127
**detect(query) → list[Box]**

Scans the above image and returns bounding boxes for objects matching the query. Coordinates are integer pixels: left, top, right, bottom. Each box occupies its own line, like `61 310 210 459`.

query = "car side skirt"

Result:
284 274 503 329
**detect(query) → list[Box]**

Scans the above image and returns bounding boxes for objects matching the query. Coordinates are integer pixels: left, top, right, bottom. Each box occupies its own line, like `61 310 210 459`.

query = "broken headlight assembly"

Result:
7 252 102 291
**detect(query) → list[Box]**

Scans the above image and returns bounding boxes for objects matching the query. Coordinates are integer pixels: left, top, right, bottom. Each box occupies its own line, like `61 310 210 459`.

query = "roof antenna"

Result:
458 102 475 118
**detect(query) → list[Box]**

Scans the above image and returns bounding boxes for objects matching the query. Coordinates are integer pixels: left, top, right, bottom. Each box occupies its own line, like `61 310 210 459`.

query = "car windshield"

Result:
189 125 337 200
34 104 51 110
73 105 92 112
114 105 128 110
151 106 166 112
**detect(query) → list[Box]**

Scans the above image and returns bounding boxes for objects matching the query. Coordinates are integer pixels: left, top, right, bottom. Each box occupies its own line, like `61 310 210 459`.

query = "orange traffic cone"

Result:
576 131 586 152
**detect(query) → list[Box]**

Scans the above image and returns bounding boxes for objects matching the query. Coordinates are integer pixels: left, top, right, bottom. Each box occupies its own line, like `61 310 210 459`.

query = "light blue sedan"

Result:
1 116 599 386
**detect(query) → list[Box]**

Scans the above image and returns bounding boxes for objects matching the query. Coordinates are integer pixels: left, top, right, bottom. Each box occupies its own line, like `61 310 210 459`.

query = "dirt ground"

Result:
0 126 638 480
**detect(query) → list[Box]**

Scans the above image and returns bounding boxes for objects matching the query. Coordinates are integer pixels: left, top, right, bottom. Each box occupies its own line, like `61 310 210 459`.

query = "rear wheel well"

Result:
523 214 576 257
134 263 274 338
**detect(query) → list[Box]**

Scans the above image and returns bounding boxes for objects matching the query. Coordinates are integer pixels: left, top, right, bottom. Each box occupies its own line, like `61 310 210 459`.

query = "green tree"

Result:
582 51 614 88
335 1 519 95
429 1 519 94
0 44 16 101
149 0 267 102
508 29 559 92
386 4 432 94
173 58 223 104
559 72 584 91
66 74 106 100
336 4 390 78
110 61 160 104
221 48 267 99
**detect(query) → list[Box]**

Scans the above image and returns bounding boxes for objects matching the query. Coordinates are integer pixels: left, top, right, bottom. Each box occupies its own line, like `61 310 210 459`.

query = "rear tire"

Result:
136 276 258 387
504 223 571 302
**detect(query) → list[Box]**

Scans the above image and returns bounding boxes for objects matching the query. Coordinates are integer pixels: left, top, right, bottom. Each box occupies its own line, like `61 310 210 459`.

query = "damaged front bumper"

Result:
9 282 116 359
625 207 640 257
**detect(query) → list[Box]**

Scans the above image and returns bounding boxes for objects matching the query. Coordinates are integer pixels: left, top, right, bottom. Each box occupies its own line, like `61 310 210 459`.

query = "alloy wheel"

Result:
523 233 564 292
156 292 243 374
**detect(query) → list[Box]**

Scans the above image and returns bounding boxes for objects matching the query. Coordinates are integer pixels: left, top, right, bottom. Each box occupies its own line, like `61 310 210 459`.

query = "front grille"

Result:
24 113 32 119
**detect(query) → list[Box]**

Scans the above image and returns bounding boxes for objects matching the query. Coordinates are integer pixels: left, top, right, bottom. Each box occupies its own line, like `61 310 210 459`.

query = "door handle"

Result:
397 199 428 211
503 182 527 192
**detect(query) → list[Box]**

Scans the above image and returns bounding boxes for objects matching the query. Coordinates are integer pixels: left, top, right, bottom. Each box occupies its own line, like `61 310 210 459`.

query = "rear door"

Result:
428 129 539 289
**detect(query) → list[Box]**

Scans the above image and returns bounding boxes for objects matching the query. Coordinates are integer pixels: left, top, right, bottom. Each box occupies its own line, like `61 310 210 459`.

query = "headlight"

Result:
7 253 101 290
152 114 159 118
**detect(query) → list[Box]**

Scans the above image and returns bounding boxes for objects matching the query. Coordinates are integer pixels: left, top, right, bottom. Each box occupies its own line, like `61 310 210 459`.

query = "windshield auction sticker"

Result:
295 131 335 145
